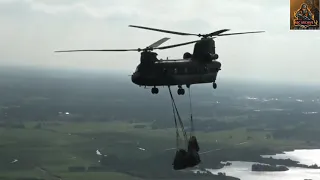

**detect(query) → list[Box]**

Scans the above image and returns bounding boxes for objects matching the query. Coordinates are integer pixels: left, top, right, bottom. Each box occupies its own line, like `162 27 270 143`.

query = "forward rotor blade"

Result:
155 40 200 50
148 37 170 48
129 25 198 36
217 31 265 37
55 49 139 53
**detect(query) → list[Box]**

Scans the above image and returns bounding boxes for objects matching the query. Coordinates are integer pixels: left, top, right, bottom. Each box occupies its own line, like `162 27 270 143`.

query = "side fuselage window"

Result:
163 68 168 75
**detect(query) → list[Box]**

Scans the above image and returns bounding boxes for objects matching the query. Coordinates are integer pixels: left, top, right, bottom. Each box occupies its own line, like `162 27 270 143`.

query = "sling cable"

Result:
168 86 200 170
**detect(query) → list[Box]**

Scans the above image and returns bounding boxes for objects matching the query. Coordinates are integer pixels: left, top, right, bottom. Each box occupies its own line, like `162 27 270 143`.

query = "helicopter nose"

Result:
131 72 141 85
213 60 221 69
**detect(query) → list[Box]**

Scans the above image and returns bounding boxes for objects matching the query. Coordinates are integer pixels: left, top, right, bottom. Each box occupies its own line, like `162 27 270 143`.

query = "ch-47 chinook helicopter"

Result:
55 25 264 95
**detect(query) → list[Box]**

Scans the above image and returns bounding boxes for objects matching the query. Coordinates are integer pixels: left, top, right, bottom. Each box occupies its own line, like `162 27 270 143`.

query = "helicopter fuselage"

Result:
55 24 264 95
131 59 221 87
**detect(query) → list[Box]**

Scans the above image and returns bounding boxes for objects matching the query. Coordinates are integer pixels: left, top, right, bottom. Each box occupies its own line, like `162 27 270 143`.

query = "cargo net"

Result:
168 86 201 170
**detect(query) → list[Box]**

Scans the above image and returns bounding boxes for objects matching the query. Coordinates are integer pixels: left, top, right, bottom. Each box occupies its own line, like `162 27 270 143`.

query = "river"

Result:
201 149 320 180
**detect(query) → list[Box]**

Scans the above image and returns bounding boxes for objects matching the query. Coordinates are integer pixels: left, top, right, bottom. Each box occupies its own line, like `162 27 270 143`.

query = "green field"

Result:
0 121 317 180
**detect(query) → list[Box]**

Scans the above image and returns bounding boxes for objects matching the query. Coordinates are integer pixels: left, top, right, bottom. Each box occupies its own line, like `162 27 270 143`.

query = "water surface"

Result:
207 161 319 180
262 149 320 166
198 149 320 180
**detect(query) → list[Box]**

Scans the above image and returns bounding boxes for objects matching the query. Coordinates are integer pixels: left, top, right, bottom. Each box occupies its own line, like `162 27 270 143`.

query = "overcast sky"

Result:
0 0 319 83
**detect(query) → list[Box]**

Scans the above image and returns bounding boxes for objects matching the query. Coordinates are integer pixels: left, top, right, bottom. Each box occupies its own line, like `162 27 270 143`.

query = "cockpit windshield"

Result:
135 65 140 73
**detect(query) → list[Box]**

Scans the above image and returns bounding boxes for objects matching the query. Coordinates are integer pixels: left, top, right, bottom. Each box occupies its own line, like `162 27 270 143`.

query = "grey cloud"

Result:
0 0 319 84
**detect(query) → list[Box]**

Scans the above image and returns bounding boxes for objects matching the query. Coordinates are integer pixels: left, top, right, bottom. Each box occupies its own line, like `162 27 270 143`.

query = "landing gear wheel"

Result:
212 82 217 89
151 87 159 94
177 88 185 95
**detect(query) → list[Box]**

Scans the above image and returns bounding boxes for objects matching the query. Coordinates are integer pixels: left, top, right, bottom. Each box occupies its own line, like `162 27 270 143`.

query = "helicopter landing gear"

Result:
177 85 185 95
151 87 159 94
212 82 217 89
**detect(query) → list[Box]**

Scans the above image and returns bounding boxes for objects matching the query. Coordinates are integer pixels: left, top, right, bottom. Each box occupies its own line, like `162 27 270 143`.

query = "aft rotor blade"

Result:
55 49 140 53
207 29 231 37
148 37 170 48
129 25 198 36
155 40 200 50
217 31 265 37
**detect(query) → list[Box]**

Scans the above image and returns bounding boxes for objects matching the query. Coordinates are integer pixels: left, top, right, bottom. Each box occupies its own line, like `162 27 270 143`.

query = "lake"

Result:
201 149 320 180
262 149 320 166
206 161 319 180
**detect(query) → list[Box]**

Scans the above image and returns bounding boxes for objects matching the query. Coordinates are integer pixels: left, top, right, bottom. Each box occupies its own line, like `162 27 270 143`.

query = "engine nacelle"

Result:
211 53 219 60
183 52 192 59
204 53 219 61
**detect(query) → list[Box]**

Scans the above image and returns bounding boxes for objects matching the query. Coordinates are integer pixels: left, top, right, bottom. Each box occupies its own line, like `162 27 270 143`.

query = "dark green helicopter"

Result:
55 25 264 95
